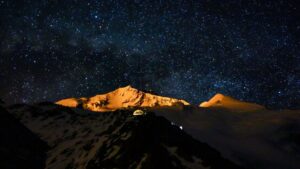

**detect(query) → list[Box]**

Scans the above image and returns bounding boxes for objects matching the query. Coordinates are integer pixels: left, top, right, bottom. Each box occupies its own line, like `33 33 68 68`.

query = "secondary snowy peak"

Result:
199 93 265 112
56 85 190 112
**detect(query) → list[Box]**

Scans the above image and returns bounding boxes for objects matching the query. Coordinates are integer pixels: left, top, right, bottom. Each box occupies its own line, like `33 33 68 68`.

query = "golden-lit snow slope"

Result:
56 85 190 112
199 93 265 112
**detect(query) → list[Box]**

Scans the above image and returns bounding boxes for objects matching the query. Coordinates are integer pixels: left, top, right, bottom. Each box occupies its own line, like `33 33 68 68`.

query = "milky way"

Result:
0 0 299 109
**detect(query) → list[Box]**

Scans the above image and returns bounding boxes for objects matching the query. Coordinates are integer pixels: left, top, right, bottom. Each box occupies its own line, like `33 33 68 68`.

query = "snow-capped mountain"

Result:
2 88 300 169
199 93 265 112
56 85 190 112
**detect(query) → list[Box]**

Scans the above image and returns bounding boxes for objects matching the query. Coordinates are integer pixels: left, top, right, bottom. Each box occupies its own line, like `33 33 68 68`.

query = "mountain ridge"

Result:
56 85 190 112
56 86 267 113
4 94 300 169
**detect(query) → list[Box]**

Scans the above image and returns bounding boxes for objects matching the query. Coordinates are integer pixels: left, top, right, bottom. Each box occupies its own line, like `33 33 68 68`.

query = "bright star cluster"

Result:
0 0 299 109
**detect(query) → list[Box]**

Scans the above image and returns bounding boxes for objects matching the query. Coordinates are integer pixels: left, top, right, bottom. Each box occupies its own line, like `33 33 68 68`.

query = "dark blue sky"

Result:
0 0 299 109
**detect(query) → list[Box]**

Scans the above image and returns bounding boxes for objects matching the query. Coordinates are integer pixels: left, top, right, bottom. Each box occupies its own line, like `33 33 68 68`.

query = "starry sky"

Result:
0 0 299 109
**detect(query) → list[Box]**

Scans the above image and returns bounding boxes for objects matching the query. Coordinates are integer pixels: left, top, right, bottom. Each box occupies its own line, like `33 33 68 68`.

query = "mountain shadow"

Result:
0 106 48 169
87 113 243 169
8 103 242 169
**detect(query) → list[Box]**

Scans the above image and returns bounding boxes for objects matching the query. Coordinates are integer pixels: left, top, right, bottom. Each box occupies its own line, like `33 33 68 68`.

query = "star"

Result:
0 0 298 109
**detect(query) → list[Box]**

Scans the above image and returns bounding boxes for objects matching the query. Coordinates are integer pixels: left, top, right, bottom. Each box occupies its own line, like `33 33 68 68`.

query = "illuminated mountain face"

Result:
56 85 190 112
56 86 267 113
199 93 265 112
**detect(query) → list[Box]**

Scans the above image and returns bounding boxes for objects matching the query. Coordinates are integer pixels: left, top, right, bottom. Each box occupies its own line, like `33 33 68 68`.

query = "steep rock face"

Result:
8 103 241 169
199 93 265 112
56 85 190 112
0 106 48 169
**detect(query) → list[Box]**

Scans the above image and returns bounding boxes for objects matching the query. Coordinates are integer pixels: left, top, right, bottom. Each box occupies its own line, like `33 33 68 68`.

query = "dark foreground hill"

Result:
6 102 241 169
0 105 48 169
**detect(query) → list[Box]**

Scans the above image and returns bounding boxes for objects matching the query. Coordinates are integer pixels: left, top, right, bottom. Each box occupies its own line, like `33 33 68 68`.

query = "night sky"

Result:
0 0 299 109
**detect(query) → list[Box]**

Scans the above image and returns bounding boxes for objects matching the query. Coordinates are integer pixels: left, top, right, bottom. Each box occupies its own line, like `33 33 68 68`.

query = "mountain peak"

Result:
56 85 190 112
111 85 141 96
117 85 136 91
199 93 265 112
211 93 227 100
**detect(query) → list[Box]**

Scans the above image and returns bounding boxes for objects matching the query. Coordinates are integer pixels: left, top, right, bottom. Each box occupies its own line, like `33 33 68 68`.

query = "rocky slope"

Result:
56 85 190 112
7 102 241 169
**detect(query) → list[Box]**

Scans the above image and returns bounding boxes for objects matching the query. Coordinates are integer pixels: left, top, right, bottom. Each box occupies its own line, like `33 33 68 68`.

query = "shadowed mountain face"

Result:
87 114 241 169
155 107 300 169
0 105 48 169
7 103 241 169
